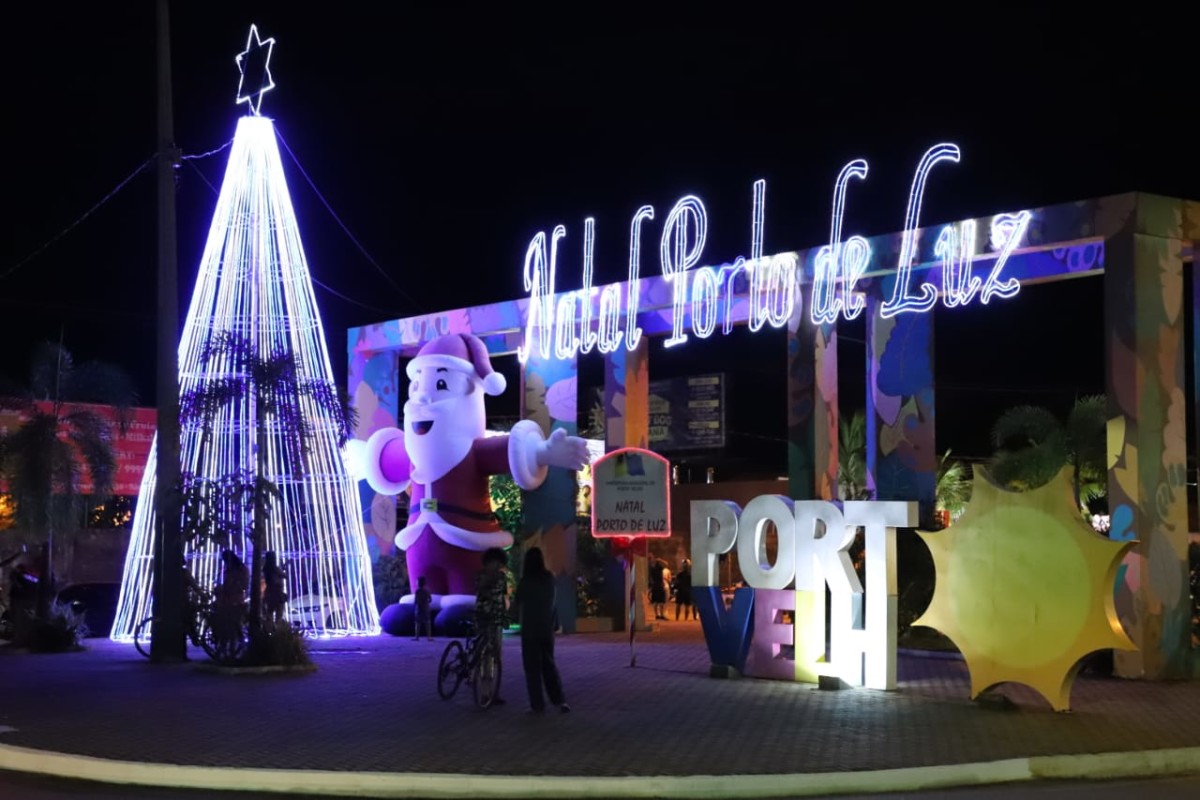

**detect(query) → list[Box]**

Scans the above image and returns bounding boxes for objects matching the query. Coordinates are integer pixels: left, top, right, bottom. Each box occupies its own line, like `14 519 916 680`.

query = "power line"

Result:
185 160 218 195
0 135 398 321
1 156 154 281
274 125 419 310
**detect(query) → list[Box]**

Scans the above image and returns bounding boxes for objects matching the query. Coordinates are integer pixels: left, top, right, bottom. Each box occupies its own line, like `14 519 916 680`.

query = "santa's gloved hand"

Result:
537 427 590 471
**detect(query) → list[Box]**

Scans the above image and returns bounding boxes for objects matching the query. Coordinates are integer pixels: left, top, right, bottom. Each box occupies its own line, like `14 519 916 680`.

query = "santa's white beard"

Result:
404 394 486 485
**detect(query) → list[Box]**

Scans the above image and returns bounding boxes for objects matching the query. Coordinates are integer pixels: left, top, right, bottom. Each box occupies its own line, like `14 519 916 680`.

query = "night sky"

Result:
2 5 1196 474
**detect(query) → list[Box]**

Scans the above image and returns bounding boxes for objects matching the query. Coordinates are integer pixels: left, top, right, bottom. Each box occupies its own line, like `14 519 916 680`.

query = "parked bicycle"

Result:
134 582 249 665
436 619 502 708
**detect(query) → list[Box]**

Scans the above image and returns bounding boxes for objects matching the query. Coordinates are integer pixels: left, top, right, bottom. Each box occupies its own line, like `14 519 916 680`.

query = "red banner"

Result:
0 402 157 496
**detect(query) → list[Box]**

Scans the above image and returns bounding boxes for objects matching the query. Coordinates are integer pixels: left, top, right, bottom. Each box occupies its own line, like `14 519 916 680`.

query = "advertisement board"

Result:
648 373 725 451
0 403 157 496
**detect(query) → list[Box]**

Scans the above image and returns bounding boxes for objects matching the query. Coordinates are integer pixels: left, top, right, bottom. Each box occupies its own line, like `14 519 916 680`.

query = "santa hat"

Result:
406 333 507 396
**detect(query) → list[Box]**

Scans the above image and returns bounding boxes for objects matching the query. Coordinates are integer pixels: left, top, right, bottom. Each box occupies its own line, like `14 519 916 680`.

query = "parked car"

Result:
286 593 345 630
56 582 120 638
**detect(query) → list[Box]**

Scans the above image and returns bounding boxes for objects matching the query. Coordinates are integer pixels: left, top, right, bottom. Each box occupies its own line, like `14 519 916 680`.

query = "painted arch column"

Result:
1104 196 1192 679
787 304 838 501
602 338 650 632
520 348 580 634
865 289 937 526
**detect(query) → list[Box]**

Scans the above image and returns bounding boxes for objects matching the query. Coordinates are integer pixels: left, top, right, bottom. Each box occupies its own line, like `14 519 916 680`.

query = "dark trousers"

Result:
520 634 565 710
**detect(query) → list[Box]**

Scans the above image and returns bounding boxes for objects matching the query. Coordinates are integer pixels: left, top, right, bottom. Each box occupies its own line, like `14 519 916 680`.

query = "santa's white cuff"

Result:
363 427 410 495
508 419 549 490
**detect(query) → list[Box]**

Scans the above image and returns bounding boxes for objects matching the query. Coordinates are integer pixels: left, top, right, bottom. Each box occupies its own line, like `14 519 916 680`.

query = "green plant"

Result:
574 521 608 617
488 473 523 537
838 410 871 501
16 600 87 653
990 395 1107 512
372 553 410 610
579 397 606 440
935 450 972 522
244 617 312 668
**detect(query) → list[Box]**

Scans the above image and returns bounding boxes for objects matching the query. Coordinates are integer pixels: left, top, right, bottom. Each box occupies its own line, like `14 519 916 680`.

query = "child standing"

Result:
413 576 433 641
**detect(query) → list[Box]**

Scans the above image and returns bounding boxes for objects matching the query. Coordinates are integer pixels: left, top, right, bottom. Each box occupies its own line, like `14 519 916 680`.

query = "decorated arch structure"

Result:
350 185 1198 679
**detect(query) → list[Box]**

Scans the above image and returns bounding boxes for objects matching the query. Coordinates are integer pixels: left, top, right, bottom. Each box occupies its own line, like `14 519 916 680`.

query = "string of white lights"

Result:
181 139 234 161
578 217 599 355
981 211 1032 303
625 205 654 352
811 160 870 324
660 196 707 348
936 219 979 307
880 143 960 318
112 115 381 641
184 157 391 315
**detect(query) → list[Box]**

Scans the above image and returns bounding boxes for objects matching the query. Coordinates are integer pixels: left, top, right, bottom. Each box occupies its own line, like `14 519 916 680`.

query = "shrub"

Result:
17 601 87 653
244 617 312 668
372 553 410 611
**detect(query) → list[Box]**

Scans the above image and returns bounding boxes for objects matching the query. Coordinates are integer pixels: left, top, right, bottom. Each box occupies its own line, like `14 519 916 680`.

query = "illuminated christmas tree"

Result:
112 26 379 641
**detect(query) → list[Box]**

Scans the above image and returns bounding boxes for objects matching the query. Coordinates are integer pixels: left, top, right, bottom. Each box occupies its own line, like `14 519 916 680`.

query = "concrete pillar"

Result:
1105 197 1193 679
865 291 937 525
349 347 400 561
787 304 838 501
520 349 580 634
602 338 650 631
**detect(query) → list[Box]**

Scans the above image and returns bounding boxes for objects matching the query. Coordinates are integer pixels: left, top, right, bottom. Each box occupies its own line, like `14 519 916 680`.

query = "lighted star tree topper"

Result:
112 25 380 640
915 466 1134 711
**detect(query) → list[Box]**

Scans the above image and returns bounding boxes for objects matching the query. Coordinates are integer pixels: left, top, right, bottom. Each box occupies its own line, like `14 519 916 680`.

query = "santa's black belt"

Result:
422 503 497 522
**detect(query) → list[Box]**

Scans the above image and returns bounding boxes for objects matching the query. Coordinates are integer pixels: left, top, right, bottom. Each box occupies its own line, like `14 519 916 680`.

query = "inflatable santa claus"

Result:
359 332 589 633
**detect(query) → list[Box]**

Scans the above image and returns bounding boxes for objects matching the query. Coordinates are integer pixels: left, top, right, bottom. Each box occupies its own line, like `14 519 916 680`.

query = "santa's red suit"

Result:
364 419 549 597
359 333 585 610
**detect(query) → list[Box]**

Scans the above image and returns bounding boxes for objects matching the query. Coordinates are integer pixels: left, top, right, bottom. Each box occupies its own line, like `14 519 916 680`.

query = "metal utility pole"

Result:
151 0 185 662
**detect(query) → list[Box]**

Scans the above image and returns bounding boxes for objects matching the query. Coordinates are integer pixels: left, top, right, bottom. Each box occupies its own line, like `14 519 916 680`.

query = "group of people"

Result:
648 557 693 621
211 549 288 623
414 546 569 714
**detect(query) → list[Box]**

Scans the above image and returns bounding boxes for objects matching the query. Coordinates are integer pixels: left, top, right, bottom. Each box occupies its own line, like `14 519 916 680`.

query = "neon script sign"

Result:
692 497 916 689
517 143 1033 363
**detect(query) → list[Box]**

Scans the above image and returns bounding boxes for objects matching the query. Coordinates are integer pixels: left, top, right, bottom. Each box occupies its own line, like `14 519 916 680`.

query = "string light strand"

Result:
180 139 233 161
186 158 391 315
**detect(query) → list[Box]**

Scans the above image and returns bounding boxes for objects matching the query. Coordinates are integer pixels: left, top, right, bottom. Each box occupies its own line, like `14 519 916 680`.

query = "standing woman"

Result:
515 547 570 714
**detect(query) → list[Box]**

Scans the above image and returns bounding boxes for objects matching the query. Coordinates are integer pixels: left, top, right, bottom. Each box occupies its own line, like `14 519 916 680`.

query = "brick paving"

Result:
1 622 1198 777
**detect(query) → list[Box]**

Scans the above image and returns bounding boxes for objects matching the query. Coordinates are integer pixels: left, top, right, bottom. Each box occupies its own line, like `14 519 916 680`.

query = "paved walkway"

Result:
1 623 1198 795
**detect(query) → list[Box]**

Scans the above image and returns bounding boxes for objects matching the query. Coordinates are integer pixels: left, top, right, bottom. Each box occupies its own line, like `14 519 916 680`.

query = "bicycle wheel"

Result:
189 610 210 651
437 641 465 700
134 617 154 659
472 641 501 709
202 609 249 665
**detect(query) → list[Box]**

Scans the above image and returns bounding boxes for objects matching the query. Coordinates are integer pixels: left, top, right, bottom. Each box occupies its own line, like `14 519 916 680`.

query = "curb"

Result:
1 743 1199 798
193 662 318 676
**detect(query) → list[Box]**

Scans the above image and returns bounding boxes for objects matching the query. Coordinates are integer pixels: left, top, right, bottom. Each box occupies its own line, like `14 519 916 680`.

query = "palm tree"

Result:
934 450 972 525
179 332 353 654
837 410 871 501
0 342 135 614
990 395 1107 511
